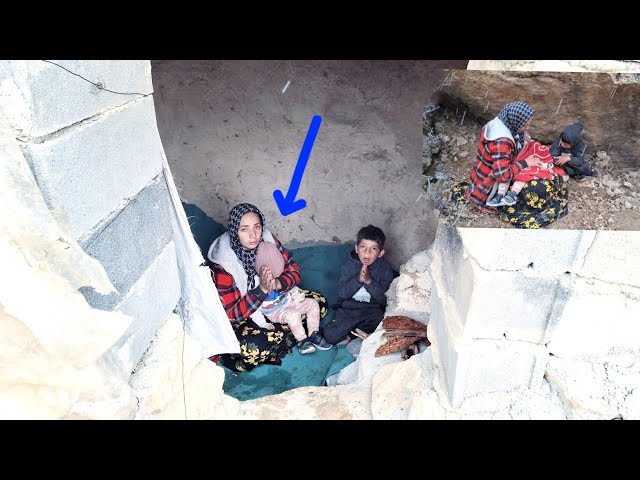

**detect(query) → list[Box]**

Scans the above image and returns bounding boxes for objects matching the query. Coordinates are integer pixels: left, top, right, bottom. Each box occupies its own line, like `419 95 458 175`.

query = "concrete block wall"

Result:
547 277 640 357
579 232 640 287
456 228 594 277
79 175 173 311
429 223 640 408
0 60 152 138
1 60 181 375
429 270 549 408
22 96 163 241
112 241 181 373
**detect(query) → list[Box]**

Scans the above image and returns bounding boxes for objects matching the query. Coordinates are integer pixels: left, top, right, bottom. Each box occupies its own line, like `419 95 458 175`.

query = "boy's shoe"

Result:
501 191 518 206
308 331 333 350
486 194 504 208
297 339 316 355
574 175 587 182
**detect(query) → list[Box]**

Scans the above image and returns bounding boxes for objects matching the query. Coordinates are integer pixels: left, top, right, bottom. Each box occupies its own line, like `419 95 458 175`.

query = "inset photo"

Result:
422 70 640 230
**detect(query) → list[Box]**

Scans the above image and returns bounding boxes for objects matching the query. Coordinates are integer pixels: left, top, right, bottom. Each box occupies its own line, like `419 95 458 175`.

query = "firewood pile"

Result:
374 315 431 359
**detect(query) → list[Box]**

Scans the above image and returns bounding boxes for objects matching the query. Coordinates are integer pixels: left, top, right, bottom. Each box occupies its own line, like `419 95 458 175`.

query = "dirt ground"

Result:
423 105 640 231
151 60 469 269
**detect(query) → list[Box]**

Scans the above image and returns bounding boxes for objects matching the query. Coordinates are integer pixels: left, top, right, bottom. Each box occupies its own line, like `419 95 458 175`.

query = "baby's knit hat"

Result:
254 241 285 277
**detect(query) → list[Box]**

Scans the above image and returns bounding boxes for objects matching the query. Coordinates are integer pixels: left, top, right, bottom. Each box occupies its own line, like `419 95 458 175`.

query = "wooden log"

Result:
382 316 428 332
375 336 419 357
375 315 431 358
383 329 429 338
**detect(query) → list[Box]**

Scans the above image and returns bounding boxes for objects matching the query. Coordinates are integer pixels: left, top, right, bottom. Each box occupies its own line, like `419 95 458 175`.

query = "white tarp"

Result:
159 144 240 358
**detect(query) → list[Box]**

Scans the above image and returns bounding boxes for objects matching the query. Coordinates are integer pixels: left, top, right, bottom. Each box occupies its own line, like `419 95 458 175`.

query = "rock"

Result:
438 71 640 169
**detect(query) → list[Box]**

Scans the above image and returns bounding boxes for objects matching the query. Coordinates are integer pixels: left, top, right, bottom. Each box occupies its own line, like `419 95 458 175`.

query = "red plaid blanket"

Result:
514 141 566 182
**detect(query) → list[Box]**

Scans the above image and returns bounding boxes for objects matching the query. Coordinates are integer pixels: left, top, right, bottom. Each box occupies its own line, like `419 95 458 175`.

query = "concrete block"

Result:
465 265 564 343
0 60 152 137
430 284 548 408
429 284 464 399
430 226 474 335
547 278 640 357
108 241 181 374
80 174 172 311
431 232 565 343
580 231 640 288
457 227 594 276
23 95 162 239
534 273 573 346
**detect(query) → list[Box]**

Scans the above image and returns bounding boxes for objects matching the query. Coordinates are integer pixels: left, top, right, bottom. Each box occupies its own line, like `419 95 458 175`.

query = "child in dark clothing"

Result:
322 225 396 345
549 122 597 181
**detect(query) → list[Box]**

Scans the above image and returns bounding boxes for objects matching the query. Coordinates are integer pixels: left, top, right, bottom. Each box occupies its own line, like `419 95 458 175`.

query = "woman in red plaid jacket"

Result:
466 101 545 213
207 203 327 372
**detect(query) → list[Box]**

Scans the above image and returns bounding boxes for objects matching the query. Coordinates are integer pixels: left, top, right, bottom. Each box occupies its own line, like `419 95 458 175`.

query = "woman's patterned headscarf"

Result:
498 101 535 138
228 203 265 290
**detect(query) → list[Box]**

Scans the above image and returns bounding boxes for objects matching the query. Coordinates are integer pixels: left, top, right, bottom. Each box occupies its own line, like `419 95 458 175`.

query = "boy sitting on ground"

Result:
322 225 396 345
549 122 597 182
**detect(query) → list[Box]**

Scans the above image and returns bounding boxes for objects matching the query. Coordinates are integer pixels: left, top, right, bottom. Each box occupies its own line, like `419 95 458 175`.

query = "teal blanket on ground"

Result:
183 202 356 401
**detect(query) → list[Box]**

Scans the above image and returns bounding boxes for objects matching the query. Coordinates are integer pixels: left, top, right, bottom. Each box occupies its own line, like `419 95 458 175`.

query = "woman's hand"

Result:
524 155 545 168
553 155 571 166
265 323 275 331
259 266 275 294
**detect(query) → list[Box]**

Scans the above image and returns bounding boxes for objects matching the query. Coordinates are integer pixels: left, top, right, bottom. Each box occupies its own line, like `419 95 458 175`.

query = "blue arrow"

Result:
273 115 322 216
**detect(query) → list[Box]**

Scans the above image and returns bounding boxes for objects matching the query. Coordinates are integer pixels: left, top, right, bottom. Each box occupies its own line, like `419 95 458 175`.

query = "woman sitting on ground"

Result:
454 101 569 228
207 203 328 372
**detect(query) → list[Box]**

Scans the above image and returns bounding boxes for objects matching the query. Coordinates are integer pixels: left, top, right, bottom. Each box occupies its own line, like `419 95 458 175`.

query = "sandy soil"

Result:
423 105 640 231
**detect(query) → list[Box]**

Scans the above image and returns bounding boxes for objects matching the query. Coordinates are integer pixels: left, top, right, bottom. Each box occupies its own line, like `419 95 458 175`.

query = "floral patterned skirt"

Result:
498 177 569 228
217 289 328 372
450 177 568 229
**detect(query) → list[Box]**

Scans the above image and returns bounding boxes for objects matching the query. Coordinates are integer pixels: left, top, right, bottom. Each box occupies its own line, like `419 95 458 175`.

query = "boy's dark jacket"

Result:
336 250 396 307
549 122 586 164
